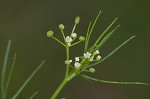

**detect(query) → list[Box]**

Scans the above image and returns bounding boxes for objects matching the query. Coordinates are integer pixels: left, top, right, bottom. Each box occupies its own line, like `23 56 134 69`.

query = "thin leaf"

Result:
89 17 118 51
80 74 148 85
85 11 102 52
12 60 45 99
29 91 38 99
94 25 120 51
84 21 92 52
1 40 11 99
4 53 17 99
83 36 135 70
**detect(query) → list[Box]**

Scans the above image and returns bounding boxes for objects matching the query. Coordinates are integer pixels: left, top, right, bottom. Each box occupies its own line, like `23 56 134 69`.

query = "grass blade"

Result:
93 25 120 51
80 74 148 85
4 53 17 99
85 11 101 52
1 40 11 99
83 36 135 70
12 60 45 99
90 17 118 51
29 91 38 99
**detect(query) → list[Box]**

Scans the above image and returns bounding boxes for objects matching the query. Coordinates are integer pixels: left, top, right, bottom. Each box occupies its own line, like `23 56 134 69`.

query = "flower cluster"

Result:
67 50 101 70
47 16 102 73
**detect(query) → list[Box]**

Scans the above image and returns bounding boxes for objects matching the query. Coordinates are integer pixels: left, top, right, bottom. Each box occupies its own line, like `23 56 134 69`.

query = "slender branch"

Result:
51 36 66 47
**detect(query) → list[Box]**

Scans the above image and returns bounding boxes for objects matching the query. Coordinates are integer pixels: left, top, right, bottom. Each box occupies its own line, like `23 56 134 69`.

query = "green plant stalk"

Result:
51 72 77 99
65 45 70 77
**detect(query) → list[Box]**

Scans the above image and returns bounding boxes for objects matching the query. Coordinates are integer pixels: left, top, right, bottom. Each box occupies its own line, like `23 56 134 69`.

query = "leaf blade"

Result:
94 25 120 51
12 60 45 99
83 36 136 70
80 74 148 85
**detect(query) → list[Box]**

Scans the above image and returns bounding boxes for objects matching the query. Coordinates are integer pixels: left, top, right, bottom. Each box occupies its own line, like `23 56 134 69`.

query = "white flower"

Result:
65 36 72 43
75 57 79 61
74 62 81 68
95 50 100 54
70 60 72 63
71 33 77 38
83 52 91 58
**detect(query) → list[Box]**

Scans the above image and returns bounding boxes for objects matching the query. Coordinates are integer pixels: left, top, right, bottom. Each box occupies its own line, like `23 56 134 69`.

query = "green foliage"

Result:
0 40 45 99
47 11 148 99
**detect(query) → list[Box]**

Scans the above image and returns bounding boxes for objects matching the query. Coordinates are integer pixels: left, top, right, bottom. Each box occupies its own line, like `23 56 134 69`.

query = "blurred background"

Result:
0 0 149 99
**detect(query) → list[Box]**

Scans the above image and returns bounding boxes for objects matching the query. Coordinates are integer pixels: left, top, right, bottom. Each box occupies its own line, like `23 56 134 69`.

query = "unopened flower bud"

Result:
71 33 77 38
47 30 53 37
59 24 65 30
96 55 101 61
75 16 80 24
65 60 72 65
79 36 85 41
89 68 95 73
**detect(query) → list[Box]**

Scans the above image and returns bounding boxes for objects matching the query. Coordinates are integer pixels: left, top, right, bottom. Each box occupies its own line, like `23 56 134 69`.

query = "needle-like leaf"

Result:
83 36 136 70
93 25 120 51
29 91 38 99
12 60 45 99
1 40 11 99
89 17 118 52
80 74 148 85
85 11 101 52
4 53 17 99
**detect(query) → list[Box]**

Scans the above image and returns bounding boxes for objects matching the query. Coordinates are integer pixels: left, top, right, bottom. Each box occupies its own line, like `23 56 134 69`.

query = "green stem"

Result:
65 46 69 77
50 72 76 99
51 36 66 47
71 41 82 46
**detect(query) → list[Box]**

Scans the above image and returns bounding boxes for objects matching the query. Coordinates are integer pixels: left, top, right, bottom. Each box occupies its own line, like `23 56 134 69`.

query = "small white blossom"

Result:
75 57 79 61
65 36 72 43
83 52 91 58
70 60 72 63
95 50 100 54
71 33 77 38
74 62 81 68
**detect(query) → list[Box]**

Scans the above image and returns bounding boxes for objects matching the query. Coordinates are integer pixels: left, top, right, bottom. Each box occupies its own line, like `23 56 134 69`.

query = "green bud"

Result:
79 36 85 41
59 24 65 30
64 60 72 65
75 16 80 24
47 30 54 37
96 55 101 61
89 68 95 73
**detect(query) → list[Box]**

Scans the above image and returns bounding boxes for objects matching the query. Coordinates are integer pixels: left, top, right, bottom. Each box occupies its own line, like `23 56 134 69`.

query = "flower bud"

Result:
75 16 80 24
59 24 65 30
89 68 95 73
79 36 85 41
71 33 77 38
65 60 72 65
47 30 54 37
96 55 101 61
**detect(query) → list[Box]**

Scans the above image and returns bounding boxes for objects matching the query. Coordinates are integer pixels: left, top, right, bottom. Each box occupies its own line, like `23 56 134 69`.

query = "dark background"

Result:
0 0 149 99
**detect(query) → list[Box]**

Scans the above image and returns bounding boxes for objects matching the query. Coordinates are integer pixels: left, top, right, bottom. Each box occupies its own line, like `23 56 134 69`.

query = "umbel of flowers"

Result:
47 11 148 99
47 16 101 74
